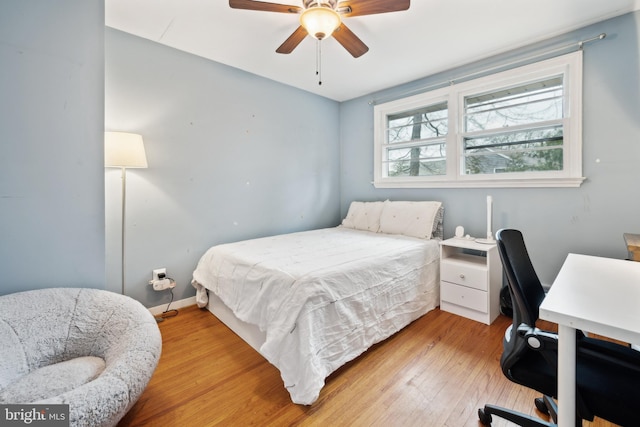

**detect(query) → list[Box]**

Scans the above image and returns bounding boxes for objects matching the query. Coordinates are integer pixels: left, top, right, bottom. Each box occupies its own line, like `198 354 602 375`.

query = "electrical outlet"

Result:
152 268 166 281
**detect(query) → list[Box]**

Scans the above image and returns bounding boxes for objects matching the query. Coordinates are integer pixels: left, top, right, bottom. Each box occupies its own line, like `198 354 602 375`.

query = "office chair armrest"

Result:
579 337 640 374
517 324 558 352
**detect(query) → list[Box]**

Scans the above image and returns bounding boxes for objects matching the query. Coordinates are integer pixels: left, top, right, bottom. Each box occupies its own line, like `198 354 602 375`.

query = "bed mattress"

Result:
192 226 440 404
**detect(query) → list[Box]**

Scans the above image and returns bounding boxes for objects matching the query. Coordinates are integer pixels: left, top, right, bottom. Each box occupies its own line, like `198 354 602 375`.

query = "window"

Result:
374 51 584 188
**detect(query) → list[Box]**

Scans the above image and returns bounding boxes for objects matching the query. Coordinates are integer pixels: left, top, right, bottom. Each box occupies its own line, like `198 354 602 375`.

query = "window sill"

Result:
373 176 586 189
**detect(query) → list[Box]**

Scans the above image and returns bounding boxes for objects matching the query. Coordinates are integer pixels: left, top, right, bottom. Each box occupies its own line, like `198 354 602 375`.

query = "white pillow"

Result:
379 201 443 239
341 201 384 232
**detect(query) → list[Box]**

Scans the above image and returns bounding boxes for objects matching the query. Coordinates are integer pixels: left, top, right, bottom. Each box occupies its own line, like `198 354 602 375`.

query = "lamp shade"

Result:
300 7 341 40
105 132 148 168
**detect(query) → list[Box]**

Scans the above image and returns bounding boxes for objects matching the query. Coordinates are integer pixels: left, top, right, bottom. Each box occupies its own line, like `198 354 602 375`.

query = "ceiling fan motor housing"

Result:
303 0 338 9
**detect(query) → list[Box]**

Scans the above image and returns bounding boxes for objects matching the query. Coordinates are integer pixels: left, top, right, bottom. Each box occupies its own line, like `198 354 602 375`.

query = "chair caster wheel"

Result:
478 407 493 425
535 397 549 414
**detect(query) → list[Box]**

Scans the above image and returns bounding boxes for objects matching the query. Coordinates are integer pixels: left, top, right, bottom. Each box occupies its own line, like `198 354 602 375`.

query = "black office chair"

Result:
479 229 640 427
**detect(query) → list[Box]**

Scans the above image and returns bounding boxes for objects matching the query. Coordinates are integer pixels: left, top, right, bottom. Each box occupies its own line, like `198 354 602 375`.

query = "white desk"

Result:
539 253 640 426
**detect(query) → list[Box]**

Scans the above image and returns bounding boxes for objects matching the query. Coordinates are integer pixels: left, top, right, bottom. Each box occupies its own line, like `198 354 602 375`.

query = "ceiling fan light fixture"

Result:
300 7 341 40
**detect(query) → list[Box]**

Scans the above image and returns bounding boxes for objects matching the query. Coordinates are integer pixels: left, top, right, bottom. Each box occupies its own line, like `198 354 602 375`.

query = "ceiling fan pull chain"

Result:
316 39 322 86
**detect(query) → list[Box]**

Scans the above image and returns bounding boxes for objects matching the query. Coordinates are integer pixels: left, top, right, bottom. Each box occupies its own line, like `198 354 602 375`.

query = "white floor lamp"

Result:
105 132 148 296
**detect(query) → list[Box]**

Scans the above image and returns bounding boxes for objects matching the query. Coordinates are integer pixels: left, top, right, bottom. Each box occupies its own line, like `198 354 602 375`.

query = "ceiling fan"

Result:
229 0 410 58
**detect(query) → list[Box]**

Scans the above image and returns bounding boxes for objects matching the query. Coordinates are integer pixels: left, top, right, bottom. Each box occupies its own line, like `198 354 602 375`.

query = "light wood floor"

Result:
119 305 616 426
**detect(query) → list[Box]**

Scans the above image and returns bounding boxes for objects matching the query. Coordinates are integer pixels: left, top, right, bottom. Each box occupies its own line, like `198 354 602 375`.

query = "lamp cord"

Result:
155 282 179 322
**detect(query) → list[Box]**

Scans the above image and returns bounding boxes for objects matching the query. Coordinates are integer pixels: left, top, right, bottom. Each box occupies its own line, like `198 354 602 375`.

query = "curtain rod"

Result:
368 33 606 106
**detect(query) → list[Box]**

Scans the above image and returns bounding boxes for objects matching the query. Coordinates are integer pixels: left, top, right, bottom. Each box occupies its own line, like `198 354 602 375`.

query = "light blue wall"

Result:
105 29 341 307
339 12 640 286
0 1 106 294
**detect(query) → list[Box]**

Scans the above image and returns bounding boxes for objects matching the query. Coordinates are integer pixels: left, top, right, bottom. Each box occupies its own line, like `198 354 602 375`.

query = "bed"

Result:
191 200 443 405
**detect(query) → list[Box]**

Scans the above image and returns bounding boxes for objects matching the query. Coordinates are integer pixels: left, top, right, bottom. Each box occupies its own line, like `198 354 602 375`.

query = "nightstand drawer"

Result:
441 281 488 313
441 260 488 291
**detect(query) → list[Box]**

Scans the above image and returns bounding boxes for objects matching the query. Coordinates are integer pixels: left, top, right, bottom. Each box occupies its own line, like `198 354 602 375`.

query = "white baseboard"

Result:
148 296 197 315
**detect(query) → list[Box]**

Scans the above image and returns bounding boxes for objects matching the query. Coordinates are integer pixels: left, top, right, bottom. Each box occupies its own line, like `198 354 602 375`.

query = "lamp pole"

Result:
120 166 127 296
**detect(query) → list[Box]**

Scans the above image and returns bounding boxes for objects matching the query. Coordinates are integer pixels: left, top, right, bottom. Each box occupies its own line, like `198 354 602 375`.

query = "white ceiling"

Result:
106 0 640 102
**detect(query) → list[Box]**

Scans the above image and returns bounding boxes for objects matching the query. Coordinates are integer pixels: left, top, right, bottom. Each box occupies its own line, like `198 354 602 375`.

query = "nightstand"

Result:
439 237 502 325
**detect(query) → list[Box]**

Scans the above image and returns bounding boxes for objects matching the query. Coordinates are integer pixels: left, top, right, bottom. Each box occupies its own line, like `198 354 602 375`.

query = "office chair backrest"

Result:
495 229 548 379
496 229 546 327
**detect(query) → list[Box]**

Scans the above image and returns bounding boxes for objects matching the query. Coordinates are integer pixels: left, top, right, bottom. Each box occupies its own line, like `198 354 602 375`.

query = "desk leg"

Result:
557 324 576 427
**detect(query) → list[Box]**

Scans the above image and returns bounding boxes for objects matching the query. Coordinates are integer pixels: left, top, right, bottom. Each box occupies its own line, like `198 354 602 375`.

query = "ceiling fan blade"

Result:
333 23 369 58
276 26 308 54
229 0 302 14
337 0 410 17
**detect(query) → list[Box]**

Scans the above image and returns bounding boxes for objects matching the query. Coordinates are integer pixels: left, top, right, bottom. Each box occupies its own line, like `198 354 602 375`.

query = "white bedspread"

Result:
192 227 440 405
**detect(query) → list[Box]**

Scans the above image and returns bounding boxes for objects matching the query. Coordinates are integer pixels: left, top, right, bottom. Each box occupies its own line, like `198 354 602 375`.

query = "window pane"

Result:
464 148 563 174
465 77 563 132
386 144 446 177
463 126 563 174
387 102 448 143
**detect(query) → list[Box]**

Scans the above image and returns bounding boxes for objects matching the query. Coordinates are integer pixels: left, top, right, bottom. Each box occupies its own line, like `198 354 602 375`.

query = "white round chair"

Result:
0 288 162 427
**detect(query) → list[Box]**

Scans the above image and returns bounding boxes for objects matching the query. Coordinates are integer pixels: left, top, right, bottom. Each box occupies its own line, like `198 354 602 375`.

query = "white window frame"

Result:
374 51 584 188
